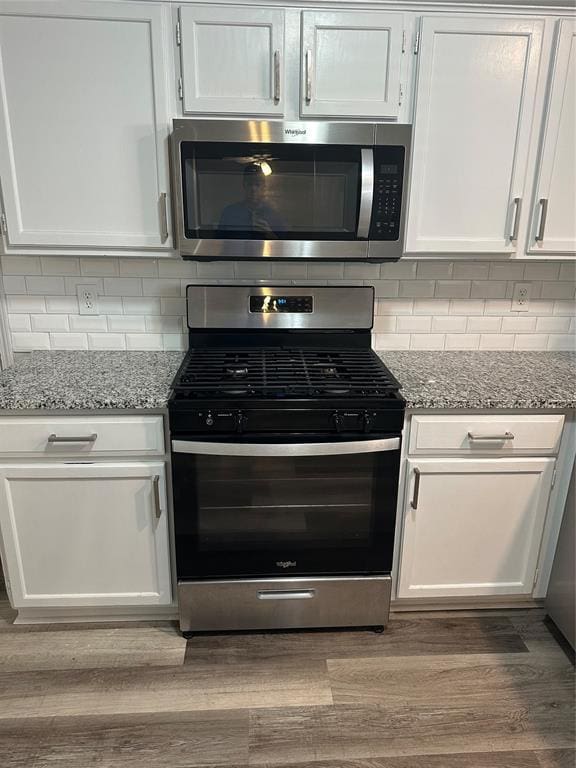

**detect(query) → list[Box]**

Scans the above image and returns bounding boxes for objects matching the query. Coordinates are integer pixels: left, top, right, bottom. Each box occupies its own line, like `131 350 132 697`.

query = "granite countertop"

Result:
0 351 184 410
381 351 576 410
0 350 573 412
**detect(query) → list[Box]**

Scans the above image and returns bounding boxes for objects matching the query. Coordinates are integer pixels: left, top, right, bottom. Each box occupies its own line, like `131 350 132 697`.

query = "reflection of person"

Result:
218 163 285 238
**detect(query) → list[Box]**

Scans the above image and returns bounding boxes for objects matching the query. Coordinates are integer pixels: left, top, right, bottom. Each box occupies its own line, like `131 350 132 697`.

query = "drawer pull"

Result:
410 467 421 510
48 433 98 444
467 432 515 442
257 589 315 601
152 475 162 519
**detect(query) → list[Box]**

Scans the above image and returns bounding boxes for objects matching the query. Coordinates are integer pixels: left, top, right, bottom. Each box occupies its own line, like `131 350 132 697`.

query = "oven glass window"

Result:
181 142 362 240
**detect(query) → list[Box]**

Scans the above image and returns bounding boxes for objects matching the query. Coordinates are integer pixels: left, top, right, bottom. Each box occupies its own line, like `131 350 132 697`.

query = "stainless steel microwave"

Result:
170 120 411 261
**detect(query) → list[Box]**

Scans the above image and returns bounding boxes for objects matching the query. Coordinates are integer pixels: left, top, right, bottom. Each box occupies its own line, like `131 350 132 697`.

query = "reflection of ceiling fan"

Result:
226 156 275 176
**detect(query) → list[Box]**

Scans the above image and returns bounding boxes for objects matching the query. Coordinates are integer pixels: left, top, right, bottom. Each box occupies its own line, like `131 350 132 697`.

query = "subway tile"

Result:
69 315 108 332
399 280 435 298
160 298 186 316
410 334 445 350
559 263 576 282
471 280 507 299
108 315 146 333
145 316 184 333
103 277 142 297
449 299 484 315
372 333 411 350
88 333 126 350
553 300 576 315
416 261 453 279
142 278 181 297
1 255 41 275
524 263 560 281
540 282 575 300
308 263 344 279
479 334 515 350
122 297 160 315
2 276 26 294
514 334 548 350
289 279 327 286
119 258 158 277
125 333 163 351
570 317 576 334
25 276 65 295
435 280 471 299
452 262 490 280
80 257 119 276
397 316 432 332
97 296 123 314
197 261 235 278
375 299 413 315
50 332 88 350
413 299 450 315
484 299 512 315
64 276 103 296
45 295 78 314
344 263 381 279
488 262 525 281
162 333 188 351
380 261 417 279
372 315 396 333
445 333 480 350
466 316 501 333
6 295 46 313
547 334 576 351
501 316 537 333
158 259 198 278
432 316 467 332
270 262 307 279
40 257 80 275
371 280 399 298
12 332 50 350
535 316 571 333
8 314 31 332
505 280 542 300
234 262 272 279
526 299 554 316
332 279 363 286
30 314 69 332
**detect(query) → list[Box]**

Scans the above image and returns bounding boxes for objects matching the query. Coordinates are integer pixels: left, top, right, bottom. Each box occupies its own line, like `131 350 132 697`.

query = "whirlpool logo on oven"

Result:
276 560 297 568
284 128 306 137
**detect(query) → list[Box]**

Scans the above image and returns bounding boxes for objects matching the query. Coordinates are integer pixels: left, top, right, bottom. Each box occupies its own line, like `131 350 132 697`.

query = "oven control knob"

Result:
205 413 214 426
332 412 342 433
235 410 246 434
363 411 373 433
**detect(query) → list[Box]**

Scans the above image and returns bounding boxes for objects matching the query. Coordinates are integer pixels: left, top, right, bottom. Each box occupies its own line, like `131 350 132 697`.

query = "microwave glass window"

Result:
181 143 362 241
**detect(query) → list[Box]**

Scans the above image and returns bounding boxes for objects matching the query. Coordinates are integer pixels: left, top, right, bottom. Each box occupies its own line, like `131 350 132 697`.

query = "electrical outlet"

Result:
77 285 99 315
512 282 532 312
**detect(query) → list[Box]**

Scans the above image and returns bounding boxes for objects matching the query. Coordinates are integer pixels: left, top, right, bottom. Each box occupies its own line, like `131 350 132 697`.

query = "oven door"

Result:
171 436 401 580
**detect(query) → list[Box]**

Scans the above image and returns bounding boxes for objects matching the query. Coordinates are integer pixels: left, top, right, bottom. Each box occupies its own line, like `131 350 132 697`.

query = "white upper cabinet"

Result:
300 11 404 119
0 1 172 251
406 16 544 254
528 19 576 256
179 5 285 116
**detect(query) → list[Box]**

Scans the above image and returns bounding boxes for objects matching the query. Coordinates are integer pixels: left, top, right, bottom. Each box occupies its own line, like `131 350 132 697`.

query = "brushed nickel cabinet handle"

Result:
47 433 97 443
467 431 515 441
258 590 315 600
152 475 162 519
535 198 548 242
159 192 169 243
305 49 312 104
410 468 421 510
273 50 280 103
509 197 522 241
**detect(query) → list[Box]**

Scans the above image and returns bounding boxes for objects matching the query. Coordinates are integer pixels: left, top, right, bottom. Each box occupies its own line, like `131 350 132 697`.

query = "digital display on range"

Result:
250 295 313 313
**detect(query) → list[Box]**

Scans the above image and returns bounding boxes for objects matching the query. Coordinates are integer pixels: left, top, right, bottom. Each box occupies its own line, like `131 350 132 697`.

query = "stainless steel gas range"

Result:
168 284 405 637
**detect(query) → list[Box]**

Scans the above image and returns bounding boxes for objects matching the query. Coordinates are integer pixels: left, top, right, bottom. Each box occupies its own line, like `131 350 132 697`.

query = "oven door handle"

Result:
356 148 374 239
171 437 399 457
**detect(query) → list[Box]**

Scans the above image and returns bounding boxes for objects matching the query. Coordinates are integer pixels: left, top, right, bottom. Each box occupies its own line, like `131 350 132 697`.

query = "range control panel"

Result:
369 146 405 241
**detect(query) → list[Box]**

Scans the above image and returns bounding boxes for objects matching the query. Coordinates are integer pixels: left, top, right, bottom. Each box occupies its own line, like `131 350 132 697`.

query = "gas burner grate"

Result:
173 347 399 399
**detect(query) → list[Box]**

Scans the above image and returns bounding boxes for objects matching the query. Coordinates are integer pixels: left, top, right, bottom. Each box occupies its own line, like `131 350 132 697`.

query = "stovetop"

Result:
171 346 400 401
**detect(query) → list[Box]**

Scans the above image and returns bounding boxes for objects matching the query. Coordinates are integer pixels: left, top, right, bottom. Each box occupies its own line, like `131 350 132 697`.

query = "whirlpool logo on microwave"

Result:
276 560 297 568
284 128 306 137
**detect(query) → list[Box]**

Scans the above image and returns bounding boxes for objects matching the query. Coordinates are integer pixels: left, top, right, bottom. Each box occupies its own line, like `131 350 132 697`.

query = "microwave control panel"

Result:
369 146 405 241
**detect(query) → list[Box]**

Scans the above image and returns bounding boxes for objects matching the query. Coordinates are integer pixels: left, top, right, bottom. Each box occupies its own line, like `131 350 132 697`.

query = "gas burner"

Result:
226 366 249 378
319 366 339 377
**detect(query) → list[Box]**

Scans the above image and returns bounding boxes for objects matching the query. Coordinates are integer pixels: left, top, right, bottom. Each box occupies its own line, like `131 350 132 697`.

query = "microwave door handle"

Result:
357 148 374 239
172 437 400 457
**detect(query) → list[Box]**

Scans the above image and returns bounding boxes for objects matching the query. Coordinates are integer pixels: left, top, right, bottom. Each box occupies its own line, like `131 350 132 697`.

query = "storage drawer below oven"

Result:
177 576 391 632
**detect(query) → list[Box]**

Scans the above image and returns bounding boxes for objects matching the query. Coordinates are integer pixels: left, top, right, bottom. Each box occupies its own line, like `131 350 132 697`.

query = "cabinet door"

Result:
406 16 543 253
0 2 171 250
528 19 576 255
301 11 404 119
179 5 285 116
398 458 555 599
0 463 171 608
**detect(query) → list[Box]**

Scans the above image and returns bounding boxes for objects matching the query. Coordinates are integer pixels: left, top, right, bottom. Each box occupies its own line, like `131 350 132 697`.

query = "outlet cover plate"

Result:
77 285 99 316
512 282 531 312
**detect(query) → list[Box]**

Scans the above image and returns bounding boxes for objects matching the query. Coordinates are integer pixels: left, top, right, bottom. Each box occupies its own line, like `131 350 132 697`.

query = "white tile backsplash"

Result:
1 257 574 353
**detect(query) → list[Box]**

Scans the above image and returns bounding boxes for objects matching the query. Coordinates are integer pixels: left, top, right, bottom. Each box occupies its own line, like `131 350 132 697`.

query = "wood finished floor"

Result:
0 593 573 767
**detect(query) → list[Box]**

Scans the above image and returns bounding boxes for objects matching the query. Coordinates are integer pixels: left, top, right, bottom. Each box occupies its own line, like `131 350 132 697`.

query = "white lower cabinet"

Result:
398 457 555 599
0 462 171 608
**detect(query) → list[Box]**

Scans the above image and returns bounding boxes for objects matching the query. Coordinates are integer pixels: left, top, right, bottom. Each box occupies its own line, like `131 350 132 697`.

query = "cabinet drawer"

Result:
0 416 165 456
409 415 564 455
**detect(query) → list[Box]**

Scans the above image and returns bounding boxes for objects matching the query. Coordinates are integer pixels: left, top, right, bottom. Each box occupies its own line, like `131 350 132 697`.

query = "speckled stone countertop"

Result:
0 351 184 410
380 351 576 410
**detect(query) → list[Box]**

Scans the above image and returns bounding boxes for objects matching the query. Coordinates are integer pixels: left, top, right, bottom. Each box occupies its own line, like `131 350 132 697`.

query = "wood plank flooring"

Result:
0 594 573 768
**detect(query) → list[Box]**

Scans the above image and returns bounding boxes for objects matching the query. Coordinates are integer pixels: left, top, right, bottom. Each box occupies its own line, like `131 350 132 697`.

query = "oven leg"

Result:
182 631 194 640
372 626 385 634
